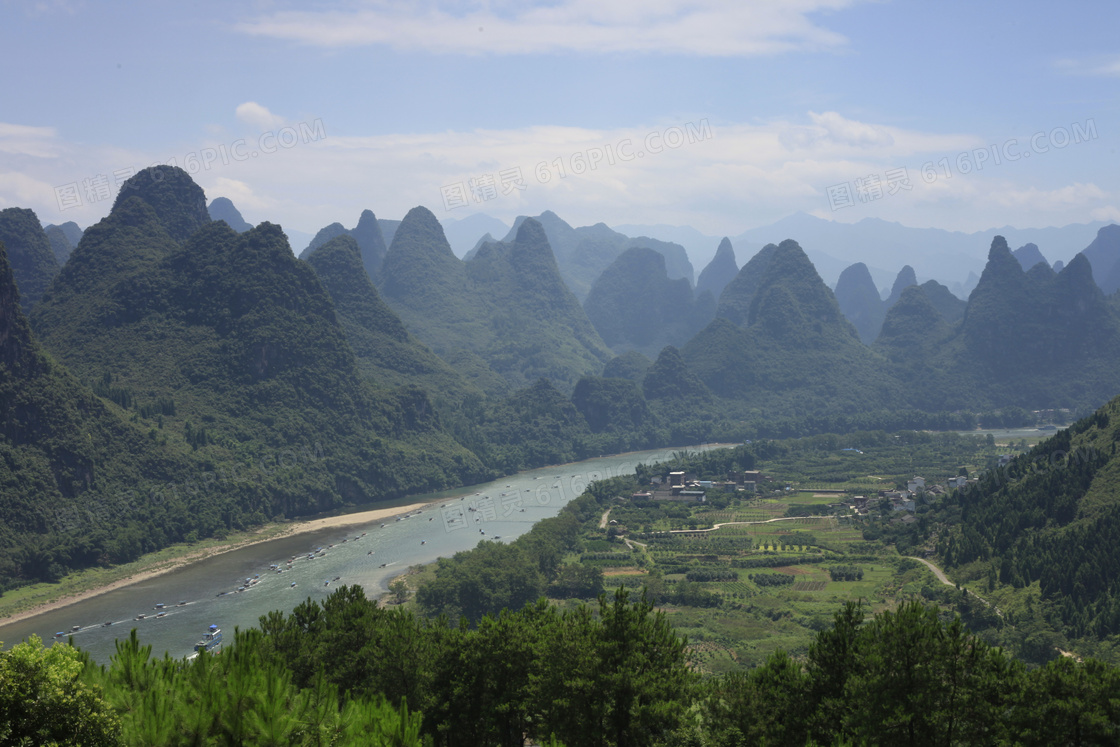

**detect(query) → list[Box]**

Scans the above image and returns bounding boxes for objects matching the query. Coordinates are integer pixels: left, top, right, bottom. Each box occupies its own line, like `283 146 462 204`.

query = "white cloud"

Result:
202 177 271 213
1055 55 1120 77
990 183 1108 210
235 102 286 131
0 122 60 158
1091 205 1120 222
0 171 57 208
1 111 1109 239
234 0 857 56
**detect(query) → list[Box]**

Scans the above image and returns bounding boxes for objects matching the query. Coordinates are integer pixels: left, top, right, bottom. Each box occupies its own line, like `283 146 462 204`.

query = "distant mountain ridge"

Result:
501 211 694 300
207 197 253 232
583 246 714 358
617 212 1112 294
304 234 481 405
833 262 886 344
298 210 390 284
687 239 906 417
42 221 83 266
696 237 738 301
377 207 612 392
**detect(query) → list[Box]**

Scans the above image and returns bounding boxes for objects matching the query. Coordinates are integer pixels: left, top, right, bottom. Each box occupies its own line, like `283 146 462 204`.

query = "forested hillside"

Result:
0 237 217 588
378 209 612 392
0 208 57 312
6 167 1120 598
3 167 489 588
912 396 1120 644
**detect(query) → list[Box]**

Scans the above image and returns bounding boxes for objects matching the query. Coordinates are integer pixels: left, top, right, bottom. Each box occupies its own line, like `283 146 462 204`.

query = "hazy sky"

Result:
2 0 1117 238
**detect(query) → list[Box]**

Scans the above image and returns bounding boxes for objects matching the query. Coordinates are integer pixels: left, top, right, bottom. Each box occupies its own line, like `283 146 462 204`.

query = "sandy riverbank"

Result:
0 501 438 628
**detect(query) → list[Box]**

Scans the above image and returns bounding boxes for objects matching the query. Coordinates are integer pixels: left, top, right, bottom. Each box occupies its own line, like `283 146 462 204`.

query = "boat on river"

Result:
194 624 222 654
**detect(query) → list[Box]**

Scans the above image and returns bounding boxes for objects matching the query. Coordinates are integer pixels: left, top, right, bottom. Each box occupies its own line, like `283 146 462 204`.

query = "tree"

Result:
0 636 120 746
805 601 864 743
1012 656 1120 745
843 601 1018 746
704 650 808 746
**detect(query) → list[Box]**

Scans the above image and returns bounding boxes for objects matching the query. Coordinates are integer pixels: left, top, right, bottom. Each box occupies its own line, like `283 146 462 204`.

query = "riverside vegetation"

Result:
9 404 1120 742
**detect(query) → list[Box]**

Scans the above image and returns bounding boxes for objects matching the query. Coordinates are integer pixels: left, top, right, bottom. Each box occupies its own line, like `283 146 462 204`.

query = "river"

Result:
0 444 724 664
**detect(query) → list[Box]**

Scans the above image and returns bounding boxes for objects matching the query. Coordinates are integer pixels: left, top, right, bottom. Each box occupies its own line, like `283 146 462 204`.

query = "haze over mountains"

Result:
7 166 1120 591
376 207 612 393
618 212 1112 291
245 201 1118 304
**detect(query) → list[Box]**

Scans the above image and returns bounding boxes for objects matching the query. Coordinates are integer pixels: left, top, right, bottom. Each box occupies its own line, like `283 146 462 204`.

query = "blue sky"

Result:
1 0 1117 238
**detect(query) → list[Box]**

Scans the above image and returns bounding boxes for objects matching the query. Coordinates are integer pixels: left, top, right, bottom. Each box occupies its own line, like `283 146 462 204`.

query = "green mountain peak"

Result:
112 165 210 243
0 207 57 312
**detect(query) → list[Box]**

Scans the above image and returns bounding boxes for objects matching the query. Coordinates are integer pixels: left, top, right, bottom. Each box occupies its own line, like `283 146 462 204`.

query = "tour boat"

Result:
194 625 222 654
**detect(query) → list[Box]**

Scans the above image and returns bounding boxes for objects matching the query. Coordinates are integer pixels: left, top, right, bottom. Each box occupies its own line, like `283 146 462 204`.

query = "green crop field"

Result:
567 435 1005 670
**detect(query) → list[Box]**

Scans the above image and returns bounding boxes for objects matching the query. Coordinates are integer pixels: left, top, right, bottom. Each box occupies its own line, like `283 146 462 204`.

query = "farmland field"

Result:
570 432 1008 670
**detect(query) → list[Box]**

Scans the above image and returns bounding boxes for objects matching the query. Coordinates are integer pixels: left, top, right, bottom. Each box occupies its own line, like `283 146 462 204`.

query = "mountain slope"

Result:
1080 224 1120 294
0 236 227 586
834 262 886 344
298 211 389 283
928 238 1120 410
583 247 712 358
300 222 349 259
350 209 389 281
873 285 952 364
0 208 58 312
919 279 967 324
696 237 738 301
379 208 611 392
43 225 75 266
207 197 253 232
44 221 83 250
715 243 778 327
305 234 480 403
466 219 613 389
112 166 209 243
687 240 905 415
1013 242 1048 271
602 350 652 382
32 167 486 517
884 265 917 309
935 398 1120 642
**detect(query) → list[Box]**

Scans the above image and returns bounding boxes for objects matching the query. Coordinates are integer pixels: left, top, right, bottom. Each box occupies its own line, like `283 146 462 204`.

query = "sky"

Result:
1 0 1118 241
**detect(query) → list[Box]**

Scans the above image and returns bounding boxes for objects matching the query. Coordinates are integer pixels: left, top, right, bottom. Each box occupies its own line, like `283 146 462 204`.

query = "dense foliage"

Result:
883 397 1120 648
258 584 694 746
14 592 1120 745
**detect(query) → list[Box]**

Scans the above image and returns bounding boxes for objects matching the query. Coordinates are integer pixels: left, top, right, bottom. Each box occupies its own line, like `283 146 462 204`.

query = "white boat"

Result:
194 625 222 654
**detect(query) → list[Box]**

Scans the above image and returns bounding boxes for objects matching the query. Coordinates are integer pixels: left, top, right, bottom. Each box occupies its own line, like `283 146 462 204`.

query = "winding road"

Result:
907 556 952 585
668 515 834 534
905 555 1003 618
